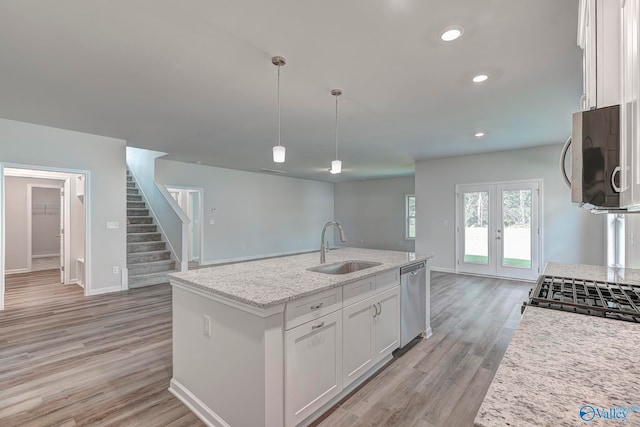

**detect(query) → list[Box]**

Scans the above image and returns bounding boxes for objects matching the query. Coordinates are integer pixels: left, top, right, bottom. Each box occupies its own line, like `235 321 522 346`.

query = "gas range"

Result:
524 275 640 323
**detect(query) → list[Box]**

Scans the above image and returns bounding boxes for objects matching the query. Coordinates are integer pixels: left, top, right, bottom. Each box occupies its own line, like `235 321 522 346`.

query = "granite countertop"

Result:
168 247 433 308
475 263 640 426
543 261 640 285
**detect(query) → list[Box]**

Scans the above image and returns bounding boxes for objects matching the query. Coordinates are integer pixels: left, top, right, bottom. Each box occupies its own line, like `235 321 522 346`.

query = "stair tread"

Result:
127 241 165 246
127 232 161 235
128 259 174 265
129 269 179 278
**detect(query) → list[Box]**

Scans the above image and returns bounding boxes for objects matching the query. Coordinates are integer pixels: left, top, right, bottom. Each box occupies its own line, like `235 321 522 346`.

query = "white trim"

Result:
166 185 205 264
27 182 66 277
1 162 92 308
454 179 543 281
5 268 29 275
169 279 286 318
430 267 456 274
444 270 535 284
425 327 433 339
169 379 230 427
32 253 60 259
88 285 122 296
0 163 4 310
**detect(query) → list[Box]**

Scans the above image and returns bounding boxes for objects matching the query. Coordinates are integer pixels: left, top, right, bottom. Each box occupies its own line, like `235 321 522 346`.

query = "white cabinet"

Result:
285 310 342 427
620 0 640 207
342 285 400 388
342 296 375 388
578 0 621 110
373 286 401 361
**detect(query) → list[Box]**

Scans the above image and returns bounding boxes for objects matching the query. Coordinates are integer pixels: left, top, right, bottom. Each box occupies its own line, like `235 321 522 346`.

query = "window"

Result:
406 194 416 239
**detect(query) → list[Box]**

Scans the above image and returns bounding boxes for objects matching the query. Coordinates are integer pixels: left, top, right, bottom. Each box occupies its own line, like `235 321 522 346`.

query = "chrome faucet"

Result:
320 221 347 263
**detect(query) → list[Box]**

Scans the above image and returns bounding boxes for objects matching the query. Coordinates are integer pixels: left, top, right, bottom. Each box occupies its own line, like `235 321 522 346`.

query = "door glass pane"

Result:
501 189 532 268
463 192 489 264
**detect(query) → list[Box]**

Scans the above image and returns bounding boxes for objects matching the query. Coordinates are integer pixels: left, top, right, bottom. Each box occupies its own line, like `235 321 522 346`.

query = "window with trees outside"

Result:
406 194 416 239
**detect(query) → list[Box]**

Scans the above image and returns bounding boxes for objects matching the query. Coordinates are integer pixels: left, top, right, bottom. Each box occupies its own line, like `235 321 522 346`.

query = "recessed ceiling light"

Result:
441 26 463 42
472 74 489 83
475 132 486 138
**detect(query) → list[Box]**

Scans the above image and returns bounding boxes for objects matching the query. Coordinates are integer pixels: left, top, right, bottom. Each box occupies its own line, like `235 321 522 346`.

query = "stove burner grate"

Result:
526 275 640 323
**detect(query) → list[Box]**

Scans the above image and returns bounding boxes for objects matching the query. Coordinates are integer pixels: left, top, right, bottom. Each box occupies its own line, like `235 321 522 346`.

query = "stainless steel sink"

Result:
307 261 382 275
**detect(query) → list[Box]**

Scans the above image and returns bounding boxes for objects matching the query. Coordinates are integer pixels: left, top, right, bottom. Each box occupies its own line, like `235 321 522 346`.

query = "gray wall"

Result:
415 144 605 271
334 176 415 252
0 117 127 294
31 187 61 256
156 159 335 264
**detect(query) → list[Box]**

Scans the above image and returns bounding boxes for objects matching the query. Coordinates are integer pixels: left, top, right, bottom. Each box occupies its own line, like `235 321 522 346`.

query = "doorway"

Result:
167 186 203 266
455 180 541 281
1 165 88 310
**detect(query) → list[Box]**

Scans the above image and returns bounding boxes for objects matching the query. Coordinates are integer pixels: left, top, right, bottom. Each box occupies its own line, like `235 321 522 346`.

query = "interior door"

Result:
457 181 541 280
457 185 497 276
59 187 65 283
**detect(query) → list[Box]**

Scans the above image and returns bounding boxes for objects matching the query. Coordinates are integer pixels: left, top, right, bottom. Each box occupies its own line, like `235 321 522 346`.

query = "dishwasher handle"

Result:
400 261 426 275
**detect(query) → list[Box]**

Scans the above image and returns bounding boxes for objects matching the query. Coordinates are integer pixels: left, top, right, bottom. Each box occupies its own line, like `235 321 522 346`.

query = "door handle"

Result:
612 166 622 193
372 304 379 318
311 321 325 330
377 302 382 316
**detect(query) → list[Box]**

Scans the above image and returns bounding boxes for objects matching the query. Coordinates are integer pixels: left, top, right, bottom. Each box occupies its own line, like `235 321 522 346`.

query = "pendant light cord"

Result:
335 95 339 160
277 65 281 147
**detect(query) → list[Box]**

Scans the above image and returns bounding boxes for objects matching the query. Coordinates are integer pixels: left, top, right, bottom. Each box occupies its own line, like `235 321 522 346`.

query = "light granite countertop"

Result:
168 247 433 308
475 263 640 426
543 261 640 285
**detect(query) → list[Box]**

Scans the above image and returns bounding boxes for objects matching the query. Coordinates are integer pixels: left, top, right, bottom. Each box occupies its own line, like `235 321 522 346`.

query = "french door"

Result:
456 180 541 280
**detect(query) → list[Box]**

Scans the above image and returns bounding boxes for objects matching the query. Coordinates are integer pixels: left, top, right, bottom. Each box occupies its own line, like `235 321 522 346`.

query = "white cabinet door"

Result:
621 0 640 208
373 286 401 361
342 296 376 388
284 310 342 427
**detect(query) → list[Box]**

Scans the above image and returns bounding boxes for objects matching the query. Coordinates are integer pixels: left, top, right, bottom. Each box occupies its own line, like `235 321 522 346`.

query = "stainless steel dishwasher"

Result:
400 261 427 348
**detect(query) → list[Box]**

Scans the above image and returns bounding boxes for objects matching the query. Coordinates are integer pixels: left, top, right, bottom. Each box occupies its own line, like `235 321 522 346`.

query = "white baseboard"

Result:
5 268 29 275
121 268 129 291
89 286 123 296
169 379 230 427
425 327 433 339
449 270 535 284
32 253 59 259
430 267 456 274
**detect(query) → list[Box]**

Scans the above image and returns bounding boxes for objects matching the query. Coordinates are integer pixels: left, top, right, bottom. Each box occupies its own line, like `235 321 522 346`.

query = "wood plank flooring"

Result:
1 270 530 427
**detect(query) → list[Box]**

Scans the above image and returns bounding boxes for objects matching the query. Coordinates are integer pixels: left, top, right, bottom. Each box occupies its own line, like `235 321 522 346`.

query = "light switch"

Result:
106 221 119 229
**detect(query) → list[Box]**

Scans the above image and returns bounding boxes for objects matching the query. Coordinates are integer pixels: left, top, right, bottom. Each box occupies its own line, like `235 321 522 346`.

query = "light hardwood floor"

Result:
0 270 530 427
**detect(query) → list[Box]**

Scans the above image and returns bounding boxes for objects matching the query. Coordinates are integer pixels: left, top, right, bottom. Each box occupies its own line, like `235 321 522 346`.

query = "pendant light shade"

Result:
272 56 286 163
273 145 286 163
330 88 343 174
330 160 342 174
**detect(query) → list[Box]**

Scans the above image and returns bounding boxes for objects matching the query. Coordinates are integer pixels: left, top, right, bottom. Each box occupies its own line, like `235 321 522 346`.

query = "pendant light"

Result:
272 56 286 163
330 88 343 174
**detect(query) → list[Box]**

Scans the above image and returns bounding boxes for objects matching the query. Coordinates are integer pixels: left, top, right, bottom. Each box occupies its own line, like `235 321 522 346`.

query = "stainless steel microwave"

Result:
562 105 620 210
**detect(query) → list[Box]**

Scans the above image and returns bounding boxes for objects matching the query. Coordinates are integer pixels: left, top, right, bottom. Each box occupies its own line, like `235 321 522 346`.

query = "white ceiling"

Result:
0 0 581 182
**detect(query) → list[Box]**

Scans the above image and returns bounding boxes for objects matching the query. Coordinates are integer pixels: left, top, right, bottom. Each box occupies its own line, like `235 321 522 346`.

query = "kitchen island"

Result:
474 263 640 426
168 248 433 427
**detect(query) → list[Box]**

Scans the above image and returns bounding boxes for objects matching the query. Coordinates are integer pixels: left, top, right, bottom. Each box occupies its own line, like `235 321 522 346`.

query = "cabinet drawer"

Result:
343 276 376 307
375 269 400 292
285 287 342 330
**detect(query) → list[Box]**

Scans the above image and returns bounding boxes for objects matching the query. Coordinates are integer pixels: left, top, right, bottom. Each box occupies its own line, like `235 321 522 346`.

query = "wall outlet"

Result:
209 219 215 225
106 221 119 229
112 266 119 274
203 315 212 337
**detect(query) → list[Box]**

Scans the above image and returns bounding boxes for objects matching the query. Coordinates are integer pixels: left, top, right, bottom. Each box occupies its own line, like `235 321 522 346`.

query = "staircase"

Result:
127 170 178 288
